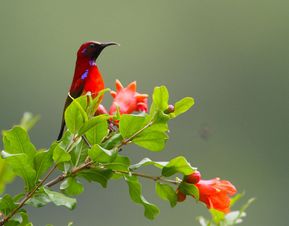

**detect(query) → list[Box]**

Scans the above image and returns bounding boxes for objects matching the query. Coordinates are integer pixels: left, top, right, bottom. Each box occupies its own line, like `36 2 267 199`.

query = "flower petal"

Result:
115 79 123 92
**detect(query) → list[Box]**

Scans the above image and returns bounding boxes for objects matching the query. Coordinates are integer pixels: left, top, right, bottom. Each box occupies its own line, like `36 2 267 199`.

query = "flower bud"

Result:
185 171 202 184
176 188 186 202
164 104 175 114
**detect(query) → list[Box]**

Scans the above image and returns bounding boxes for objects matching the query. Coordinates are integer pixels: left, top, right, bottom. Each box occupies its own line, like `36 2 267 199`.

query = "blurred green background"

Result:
0 0 288 225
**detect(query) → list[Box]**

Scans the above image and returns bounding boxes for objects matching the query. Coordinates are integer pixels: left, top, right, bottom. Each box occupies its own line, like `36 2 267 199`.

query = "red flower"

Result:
195 178 237 213
109 80 148 115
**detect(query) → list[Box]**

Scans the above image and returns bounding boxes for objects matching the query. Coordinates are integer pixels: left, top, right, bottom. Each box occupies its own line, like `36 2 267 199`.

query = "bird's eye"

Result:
89 43 96 48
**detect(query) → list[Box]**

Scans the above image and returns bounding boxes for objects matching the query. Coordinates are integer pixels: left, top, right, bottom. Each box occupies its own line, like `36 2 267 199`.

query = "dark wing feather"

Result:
57 79 85 140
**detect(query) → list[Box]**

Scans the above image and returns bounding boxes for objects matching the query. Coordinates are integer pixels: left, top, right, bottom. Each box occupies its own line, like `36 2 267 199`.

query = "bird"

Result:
57 41 118 140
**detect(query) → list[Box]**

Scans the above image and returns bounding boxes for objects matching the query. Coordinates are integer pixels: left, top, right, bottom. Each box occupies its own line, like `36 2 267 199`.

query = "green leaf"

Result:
88 144 116 163
105 155 130 179
85 118 109 145
107 155 130 170
2 126 37 190
0 194 17 215
179 182 199 200
209 209 225 224
170 97 194 118
13 193 25 202
2 126 36 157
119 114 147 138
70 140 88 167
150 86 169 114
18 211 31 226
240 197 255 212
52 144 71 164
86 88 110 116
117 113 168 152
34 149 53 182
102 133 123 150
133 128 168 151
78 168 113 188
6 211 32 226
129 158 167 171
78 114 109 136
125 175 160 220
155 182 177 207
0 157 15 194
26 191 51 208
230 192 244 207
19 112 40 131
162 156 196 177
60 177 84 196
60 131 74 148
43 187 76 209
65 96 88 134
1 152 36 191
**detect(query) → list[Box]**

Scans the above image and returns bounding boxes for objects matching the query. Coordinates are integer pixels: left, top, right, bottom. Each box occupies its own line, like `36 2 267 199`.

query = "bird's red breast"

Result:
69 58 104 98
82 65 105 97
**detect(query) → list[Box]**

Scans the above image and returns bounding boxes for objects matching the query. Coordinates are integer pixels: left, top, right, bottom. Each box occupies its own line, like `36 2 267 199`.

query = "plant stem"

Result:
45 160 93 187
112 169 180 185
0 119 159 225
0 164 57 226
0 136 77 226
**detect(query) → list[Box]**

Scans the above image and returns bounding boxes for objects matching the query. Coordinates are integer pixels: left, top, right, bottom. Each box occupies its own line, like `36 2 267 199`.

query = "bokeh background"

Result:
0 0 288 225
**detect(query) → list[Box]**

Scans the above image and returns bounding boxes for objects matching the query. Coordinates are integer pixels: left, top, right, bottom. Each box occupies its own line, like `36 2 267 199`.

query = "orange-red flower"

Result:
195 178 237 213
109 80 148 115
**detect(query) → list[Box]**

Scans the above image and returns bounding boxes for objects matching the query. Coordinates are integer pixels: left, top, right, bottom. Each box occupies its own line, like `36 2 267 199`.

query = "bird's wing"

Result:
57 71 87 141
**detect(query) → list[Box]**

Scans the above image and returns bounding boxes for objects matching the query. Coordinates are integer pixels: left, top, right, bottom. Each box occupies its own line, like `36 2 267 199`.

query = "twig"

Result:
45 160 93 187
112 169 180 185
0 164 57 225
0 119 157 225
0 135 77 226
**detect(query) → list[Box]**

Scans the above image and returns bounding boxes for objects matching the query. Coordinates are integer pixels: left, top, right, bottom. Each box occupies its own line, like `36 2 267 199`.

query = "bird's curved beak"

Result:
91 41 119 61
100 42 120 48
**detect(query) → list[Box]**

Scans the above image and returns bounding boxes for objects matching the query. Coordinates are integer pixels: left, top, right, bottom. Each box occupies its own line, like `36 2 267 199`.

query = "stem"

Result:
0 136 78 226
45 160 93 187
0 165 57 225
112 169 180 185
81 135 92 149
46 160 179 187
0 119 158 225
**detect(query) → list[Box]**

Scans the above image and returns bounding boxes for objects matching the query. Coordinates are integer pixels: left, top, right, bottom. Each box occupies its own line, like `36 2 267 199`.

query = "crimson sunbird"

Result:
57 41 118 140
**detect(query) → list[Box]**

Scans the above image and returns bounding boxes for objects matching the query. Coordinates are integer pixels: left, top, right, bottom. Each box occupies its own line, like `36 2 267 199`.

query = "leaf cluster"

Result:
0 86 197 225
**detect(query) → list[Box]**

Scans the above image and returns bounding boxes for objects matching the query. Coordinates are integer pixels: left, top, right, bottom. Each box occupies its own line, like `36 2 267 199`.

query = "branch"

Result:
0 136 79 226
0 119 159 225
112 169 180 185
0 165 57 226
45 160 93 187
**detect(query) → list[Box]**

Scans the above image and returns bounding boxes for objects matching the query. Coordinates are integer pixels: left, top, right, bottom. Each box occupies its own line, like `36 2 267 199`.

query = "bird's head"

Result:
77 41 119 62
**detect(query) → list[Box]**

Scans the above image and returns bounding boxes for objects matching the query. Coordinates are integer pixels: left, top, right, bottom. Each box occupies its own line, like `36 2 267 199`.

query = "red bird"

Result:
57 41 118 140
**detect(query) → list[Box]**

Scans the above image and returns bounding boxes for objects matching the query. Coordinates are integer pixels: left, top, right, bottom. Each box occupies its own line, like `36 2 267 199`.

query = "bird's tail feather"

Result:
57 95 73 141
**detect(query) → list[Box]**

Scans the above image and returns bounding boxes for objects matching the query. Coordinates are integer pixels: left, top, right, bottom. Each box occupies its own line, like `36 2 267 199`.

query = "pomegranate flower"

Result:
195 178 237 213
109 80 148 115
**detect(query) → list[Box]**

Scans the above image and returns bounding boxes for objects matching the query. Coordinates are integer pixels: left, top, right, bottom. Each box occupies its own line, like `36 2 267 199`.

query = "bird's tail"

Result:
57 118 65 141
57 95 73 141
